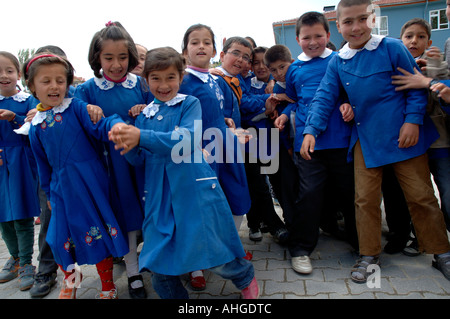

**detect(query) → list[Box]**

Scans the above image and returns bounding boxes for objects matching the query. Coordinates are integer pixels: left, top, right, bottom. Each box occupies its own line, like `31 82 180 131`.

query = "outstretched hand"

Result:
108 123 140 155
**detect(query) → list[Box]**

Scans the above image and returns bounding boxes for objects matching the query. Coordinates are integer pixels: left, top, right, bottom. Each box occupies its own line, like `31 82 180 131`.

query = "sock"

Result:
96 257 115 291
124 230 143 289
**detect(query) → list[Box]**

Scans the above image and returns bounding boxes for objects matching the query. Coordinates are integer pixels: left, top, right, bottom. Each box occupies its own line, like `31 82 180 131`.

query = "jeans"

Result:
151 257 254 299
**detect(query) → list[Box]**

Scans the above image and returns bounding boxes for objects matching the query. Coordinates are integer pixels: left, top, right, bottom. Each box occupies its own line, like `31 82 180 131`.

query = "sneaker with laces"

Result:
18 264 35 291
249 228 262 242
273 228 289 244
292 255 312 274
241 277 259 299
0 256 20 283
30 272 57 298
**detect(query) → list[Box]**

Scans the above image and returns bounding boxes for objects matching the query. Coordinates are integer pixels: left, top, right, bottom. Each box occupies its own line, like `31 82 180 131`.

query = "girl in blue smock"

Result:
108 47 259 299
74 21 152 298
179 23 252 291
0 51 40 291
25 54 129 299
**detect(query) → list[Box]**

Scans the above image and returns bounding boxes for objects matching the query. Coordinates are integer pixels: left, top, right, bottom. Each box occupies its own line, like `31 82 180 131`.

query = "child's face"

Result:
337 4 376 49
146 65 182 102
401 24 432 58
100 39 129 81
220 43 252 76
296 23 330 58
0 55 20 97
268 60 292 83
131 45 147 76
184 28 216 69
30 64 67 108
252 52 271 82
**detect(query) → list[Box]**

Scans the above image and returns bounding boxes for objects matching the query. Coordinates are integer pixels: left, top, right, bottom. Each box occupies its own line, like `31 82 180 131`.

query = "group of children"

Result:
1 0 450 299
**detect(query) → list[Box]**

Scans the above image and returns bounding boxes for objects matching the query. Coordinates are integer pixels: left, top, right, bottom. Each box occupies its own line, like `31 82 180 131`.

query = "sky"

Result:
4 0 340 80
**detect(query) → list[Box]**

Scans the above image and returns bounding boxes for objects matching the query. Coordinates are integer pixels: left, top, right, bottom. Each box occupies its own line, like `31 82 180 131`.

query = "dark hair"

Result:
400 18 432 40
264 45 292 67
222 37 253 53
296 11 330 37
181 24 216 55
252 46 268 65
0 51 20 74
22 54 74 99
88 21 139 78
36 45 67 58
245 36 257 48
336 0 373 20
143 47 186 80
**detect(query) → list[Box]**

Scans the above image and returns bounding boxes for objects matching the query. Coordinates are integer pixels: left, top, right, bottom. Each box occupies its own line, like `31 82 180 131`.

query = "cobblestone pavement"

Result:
1 205 450 300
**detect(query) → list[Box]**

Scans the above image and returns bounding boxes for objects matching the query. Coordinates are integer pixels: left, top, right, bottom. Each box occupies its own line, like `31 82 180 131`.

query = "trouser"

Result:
0 217 35 266
354 141 450 256
36 186 58 275
151 257 254 299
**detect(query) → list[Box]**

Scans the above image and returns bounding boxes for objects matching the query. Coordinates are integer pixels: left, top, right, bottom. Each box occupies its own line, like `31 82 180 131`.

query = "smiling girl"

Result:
0 51 40 292
75 21 153 298
25 54 130 298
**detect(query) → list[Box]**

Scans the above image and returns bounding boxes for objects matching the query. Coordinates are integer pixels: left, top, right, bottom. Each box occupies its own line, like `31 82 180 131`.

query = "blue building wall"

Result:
273 0 449 57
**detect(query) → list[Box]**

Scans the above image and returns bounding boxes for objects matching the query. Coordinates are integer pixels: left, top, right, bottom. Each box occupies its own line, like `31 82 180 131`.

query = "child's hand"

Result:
209 68 224 77
233 128 253 144
265 95 278 115
431 82 450 103
129 104 147 118
265 80 275 94
0 149 3 166
398 123 419 148
272 93 295 104
274 114 288 131
47 200 52 211
0 109 16 121
86 104 104 124
426 47 442 60
224 117 236 129
339 103 354 122
392 67 431 90
26 108 37 122
109 123 140 155
300 134 316 160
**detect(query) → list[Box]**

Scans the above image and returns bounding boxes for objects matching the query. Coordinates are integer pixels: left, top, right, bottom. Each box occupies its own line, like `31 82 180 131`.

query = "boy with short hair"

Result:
275 11 357 275
301 0 450 283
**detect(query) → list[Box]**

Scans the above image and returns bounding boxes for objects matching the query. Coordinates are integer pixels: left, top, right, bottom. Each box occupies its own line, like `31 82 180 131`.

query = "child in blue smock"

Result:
179 24 252 291
108 47 259 299
25 54 130 299
0 51 40 291
75 21 152 299
301 0 450 283
275 12 357 275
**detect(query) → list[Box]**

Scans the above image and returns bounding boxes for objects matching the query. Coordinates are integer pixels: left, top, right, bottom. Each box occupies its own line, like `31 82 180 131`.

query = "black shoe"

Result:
433 253 450 280
384 237 408 254
402 238 420 257
273 228 289 244
29 272 57 298
128 275 147 299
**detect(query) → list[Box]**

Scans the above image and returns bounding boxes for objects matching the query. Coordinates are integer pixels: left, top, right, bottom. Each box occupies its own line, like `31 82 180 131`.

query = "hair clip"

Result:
105 21 116 27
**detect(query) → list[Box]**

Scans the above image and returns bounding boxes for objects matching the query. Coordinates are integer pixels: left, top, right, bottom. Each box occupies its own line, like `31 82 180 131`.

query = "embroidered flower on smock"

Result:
31 98 72 127
0 91 30 102
338 35 385 60
94 73 138 91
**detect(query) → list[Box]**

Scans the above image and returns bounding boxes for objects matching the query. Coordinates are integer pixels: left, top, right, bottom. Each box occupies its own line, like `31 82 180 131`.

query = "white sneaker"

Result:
292 256 312 274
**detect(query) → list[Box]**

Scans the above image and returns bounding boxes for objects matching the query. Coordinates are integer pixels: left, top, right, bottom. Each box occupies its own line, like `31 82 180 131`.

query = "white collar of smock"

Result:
216 66 234 77
251 77 266 89
142 94 187 118
186 67 210 83
277 81 286 89
298 48 333 62
31 98 72 126
94 73 138 91
0 91 30 102
338 35 385 60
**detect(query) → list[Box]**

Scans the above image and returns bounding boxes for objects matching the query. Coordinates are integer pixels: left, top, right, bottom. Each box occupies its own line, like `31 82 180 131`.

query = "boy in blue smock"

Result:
301 0 450 283
275 11 357 275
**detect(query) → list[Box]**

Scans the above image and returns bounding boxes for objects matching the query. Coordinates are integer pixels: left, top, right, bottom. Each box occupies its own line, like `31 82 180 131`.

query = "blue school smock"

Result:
304 36 438 168
124 94 246 276
28 98 129 270
215 67 242 128
0 92 40 222
179 68 250 216
274 82 294 151
239 75 271 129
285 49 352 153
75 73 153 232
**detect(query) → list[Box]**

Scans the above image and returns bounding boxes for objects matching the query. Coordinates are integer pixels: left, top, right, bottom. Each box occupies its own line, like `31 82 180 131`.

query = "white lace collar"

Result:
186 68 210 83
338 35 385 60
142 94 187 118
0 91 30 102
93 73 138 91
298 48 333 62
31 98 72 126
251 77 266 89
276 81 286 89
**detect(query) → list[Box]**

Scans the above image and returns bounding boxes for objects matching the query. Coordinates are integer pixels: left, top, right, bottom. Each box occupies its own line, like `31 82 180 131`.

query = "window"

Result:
430 9 449 30
372 16 388 36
